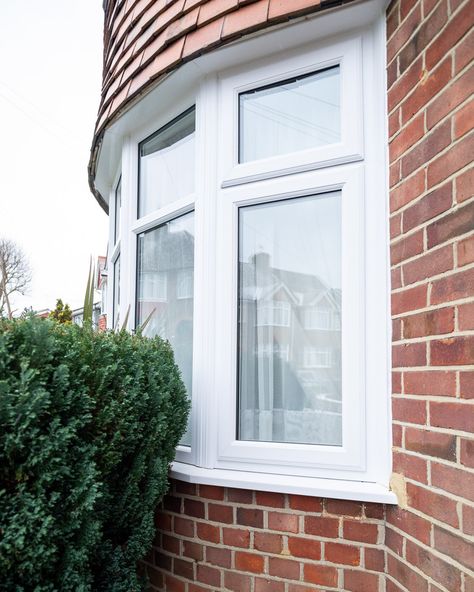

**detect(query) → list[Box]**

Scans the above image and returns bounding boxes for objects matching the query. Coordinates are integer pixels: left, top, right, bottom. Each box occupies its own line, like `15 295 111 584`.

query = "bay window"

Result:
107 13 394 502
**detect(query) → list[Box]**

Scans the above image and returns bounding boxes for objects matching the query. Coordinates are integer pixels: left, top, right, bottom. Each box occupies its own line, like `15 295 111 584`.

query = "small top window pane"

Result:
239 66 340 163
139 107 195 218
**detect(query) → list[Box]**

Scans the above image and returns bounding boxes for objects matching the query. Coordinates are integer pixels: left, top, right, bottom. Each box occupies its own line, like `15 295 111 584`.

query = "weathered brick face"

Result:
94 0 473 589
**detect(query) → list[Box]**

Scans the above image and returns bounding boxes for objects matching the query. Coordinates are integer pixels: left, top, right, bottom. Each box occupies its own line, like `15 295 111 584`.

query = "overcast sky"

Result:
0 1 108 313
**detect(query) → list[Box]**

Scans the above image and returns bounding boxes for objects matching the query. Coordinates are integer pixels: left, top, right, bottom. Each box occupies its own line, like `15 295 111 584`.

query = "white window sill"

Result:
170 462 398 505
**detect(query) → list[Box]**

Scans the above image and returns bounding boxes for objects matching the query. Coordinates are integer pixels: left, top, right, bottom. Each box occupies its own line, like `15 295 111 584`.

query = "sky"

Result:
0 1 108 314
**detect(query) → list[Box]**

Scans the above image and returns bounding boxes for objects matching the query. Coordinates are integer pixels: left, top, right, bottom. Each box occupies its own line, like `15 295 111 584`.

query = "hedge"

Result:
0 316 189 591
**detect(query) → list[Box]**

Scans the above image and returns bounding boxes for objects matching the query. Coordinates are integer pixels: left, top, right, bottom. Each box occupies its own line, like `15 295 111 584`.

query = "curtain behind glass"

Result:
238 193 342 446
136 213 195 446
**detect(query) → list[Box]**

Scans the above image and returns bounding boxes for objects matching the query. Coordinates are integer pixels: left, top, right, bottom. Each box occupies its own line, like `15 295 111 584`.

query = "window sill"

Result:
170 462 398 505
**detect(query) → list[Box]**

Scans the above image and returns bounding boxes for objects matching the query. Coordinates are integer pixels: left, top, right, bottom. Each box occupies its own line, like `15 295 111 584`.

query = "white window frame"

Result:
102 6 395 503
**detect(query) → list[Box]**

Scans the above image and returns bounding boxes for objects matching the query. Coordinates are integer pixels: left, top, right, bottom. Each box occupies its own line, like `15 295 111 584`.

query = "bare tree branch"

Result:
0 239 32 319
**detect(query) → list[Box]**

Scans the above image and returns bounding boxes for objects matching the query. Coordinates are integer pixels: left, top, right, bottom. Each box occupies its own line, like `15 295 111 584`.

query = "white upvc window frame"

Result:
104 5 395 503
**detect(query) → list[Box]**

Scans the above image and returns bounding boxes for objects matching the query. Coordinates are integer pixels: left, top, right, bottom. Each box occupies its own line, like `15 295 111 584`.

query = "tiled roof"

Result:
89 0 353 207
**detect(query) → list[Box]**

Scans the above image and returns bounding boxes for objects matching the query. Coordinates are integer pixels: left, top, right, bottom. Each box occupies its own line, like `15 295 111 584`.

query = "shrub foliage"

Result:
0 316 189 591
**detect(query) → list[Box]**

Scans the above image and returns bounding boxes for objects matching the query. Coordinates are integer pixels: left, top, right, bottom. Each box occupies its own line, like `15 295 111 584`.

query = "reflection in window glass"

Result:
113 255 120 329
136 212 194 446
239 66 340 163
238 192 342 446
114 177 121 244
139 107 195 218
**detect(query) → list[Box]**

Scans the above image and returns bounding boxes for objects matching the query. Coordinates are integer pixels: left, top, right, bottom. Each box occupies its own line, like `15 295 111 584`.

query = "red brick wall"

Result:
386 0 473 589
144 481 387 591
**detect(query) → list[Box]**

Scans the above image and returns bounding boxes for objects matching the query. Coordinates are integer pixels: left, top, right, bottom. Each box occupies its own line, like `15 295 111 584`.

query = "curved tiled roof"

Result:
89 0 353 207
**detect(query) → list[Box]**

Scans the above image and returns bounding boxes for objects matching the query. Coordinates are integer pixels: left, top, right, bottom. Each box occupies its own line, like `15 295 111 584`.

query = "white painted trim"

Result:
170 461 398 504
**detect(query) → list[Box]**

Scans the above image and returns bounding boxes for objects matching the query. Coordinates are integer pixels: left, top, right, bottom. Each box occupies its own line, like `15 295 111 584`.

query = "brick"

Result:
288 536 321 560
288 495 323 512
206 545 231 568
393 423 403 446
304 564 338 587
407 482 459 527
386 508 431 544
325 542 360 565
163 533 180 554
173 557 194 580
393 318 402 341
235 551 265 573
365 548 385 571
343 520 379 543
174 516 195 537
406 539 462 591
196 563 221 587
426 0 474 70
165 574 186 592
199 484 225 500
428 131 474 188
392 342 426 367
227 487 254 504
434 525 474 570
155 510 172 531
387 554 429 592
389 112 424 161
392 397 426 424
183 498 205 518
463 504 474 535
391 170 425 212
221 0 269 38
454 96 474 140
388 56 423 111
387 3 422 63
431 461 474 501
154 549 172 571
325 499 363 517
196 521 220 543
224 570 252 592
255 491 285 507
393 450 428 483
222 527 250 548
430 400 473 431
365 503 385 519
456 166 474 203
431 268 474 305
236 507 263 528
268 557 300 580
460 437 474 468
176 481 197 496
428 65 474 129
403 182 453 232
254 531 283 553
403 305 454 338
268 511 299 533
392 284 427 314
188 584 209 592
391 160 402 187
405 427 456 460
391 212 402 239
392 371 402 394
401 57 452 125
164 495 181 513
404 245 453 289
385 525 404 555
344 570 380 591
208 503 233 523
255 578 285 592
460 371 474 399
455 26 474 74
387 3 399 39
304 515 339 537
427 200 474 248
182 540 203 561
391 229 424 265
389 108 401 137
431 335 474 366
401 119 451 178
404 369 456 396
457 236 474 268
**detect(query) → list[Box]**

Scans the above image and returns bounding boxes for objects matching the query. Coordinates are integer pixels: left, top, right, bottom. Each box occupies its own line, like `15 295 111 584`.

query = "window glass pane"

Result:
139 107 195 218
114 177 121 244
238 192 341 446
239 66 340 163
113 255 120 329
136 212 194 446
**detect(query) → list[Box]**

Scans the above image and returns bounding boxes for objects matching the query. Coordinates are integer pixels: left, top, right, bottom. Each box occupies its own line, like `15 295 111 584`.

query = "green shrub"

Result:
0 316 189 591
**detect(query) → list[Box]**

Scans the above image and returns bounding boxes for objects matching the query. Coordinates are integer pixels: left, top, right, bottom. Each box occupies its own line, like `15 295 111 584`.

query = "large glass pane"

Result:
238 192 342 446
239 66 340 163
136 212 194 446
139 107 195 218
